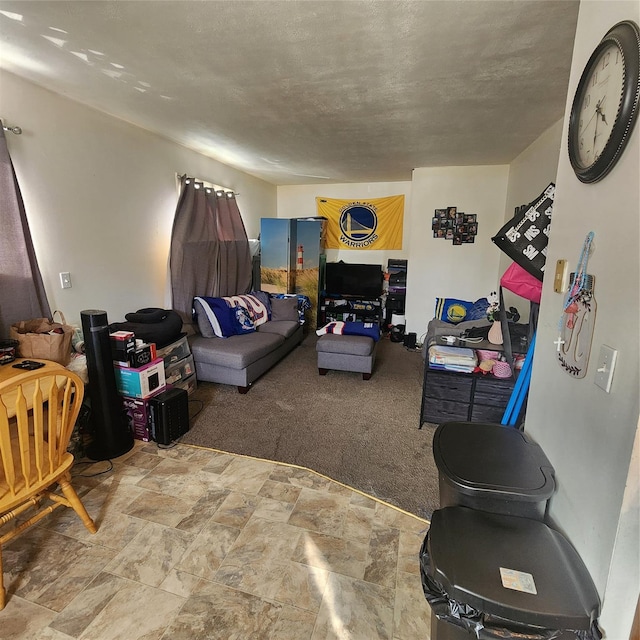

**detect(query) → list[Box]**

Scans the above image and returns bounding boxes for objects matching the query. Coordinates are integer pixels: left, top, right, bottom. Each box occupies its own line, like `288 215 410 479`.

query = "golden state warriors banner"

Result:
316 195 404 250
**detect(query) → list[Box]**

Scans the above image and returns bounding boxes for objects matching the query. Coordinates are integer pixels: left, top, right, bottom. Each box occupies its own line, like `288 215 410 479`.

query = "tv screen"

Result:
325 262 383 298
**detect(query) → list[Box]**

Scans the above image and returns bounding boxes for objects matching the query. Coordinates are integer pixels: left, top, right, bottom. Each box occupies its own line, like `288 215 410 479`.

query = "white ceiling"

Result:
0 0 580 185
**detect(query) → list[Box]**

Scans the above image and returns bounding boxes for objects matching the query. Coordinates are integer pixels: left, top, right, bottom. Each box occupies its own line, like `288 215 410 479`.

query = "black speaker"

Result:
149 388 190 445
403 332 417 349
81 309 134 461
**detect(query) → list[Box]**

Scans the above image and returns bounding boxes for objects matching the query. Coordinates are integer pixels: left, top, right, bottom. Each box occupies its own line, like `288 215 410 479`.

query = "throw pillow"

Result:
249 290 272 320
193 296 238 338
270 297 299 322
193 298 216 338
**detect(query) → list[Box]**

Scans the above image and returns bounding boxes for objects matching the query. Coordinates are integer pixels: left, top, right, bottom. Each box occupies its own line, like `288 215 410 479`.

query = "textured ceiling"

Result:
0 1 580 185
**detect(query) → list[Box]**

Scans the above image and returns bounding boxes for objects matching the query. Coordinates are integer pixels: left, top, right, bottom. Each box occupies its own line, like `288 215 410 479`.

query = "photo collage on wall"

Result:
432 207 478 245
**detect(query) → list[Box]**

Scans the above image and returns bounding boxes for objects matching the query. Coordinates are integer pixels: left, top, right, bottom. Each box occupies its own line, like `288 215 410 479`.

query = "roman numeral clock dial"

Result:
568 20 640 183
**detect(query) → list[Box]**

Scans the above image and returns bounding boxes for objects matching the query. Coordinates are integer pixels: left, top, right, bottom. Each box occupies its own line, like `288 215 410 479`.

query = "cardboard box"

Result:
114 357 166 399
111 331 136 366
121 394 155 441
130 343 157 368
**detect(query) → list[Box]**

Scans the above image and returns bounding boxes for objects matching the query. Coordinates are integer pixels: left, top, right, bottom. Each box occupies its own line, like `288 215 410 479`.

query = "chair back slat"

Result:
31 379 45 482
0 401 16 496
45 378 59 474
59 380 75 465
14 385 32 491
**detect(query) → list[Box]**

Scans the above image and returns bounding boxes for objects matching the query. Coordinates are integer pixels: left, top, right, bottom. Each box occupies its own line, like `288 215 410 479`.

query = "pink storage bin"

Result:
477 349 500 362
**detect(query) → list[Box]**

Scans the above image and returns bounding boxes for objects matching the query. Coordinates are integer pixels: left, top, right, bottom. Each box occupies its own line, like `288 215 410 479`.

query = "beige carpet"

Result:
182 333 440 519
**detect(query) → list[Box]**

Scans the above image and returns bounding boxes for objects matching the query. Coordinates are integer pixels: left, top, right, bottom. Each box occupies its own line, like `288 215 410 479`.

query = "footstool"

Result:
316 334 377 380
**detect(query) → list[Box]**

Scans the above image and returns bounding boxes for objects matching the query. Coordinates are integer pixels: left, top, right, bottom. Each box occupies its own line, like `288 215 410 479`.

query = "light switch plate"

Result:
594 345 617 393
59 272 72 289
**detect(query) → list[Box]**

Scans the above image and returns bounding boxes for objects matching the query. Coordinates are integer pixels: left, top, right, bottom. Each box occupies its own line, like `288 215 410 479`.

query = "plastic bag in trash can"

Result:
419 532 602 640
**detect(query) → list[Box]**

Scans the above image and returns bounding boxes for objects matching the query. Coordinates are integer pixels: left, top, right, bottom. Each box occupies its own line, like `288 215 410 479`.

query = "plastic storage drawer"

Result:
156 334 190 366
433 421 555 519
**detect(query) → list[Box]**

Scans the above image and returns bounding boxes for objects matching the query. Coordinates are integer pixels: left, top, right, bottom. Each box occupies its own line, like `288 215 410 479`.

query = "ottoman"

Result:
316 334 377 380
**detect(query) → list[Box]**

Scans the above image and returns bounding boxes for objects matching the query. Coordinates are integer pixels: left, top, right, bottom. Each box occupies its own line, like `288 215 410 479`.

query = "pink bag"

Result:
500 261 542 303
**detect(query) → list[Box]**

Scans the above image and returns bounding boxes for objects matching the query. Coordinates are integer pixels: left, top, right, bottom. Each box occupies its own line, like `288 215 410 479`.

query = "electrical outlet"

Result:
59 272 72 289
594 345 617 393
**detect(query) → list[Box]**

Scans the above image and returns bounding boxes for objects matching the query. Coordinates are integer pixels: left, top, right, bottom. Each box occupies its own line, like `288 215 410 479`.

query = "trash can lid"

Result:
427 506 600 629
433 422 555 502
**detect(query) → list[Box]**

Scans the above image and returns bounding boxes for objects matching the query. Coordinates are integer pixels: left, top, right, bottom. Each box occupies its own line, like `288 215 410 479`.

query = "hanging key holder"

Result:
557 232 596 377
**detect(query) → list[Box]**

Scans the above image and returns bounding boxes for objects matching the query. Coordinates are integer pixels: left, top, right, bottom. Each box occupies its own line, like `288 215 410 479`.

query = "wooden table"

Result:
0 358 64 385
0 358 66 418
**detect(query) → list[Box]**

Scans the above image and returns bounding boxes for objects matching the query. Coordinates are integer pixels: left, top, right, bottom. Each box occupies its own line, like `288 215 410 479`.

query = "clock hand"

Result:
597 106 608 125
580 106 599 134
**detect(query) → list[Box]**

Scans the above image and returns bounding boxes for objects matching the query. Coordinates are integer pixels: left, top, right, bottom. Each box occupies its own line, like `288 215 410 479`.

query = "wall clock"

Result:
568 20 640 183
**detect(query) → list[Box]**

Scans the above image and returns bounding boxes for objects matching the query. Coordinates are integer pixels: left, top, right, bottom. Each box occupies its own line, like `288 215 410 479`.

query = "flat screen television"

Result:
325 262 383 298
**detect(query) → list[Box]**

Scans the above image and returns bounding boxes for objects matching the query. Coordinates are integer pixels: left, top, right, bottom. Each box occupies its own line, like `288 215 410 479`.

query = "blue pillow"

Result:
434 298 473 324
195 296 238 337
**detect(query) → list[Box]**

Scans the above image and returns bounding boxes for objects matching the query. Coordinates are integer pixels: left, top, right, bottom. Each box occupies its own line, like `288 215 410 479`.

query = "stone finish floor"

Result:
1 441 432 639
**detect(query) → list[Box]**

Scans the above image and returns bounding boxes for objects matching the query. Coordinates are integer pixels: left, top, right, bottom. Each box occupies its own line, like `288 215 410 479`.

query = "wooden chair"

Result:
0 369 97 609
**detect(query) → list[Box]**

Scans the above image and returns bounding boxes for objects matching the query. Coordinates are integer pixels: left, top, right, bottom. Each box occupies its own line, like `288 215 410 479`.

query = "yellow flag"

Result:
316 195 404 250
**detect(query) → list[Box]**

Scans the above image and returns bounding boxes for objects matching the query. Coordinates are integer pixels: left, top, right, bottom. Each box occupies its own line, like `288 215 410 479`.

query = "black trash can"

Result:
420 506 601 640
433 421 555 519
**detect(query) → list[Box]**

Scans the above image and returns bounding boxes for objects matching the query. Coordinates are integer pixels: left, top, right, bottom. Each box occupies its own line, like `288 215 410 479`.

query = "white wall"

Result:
278 169 510 338
406 165 509 337
524 2 640 637
0 70 277 328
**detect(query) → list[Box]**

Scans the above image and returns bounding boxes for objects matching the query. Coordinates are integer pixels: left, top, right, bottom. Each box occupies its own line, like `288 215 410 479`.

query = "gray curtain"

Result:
0 123 51 338
169 176 252 327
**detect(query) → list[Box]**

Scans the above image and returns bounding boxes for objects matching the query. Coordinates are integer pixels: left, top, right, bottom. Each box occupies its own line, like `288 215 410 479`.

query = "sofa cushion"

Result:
190 332 284 369
270 297 299 321
257 320 300 339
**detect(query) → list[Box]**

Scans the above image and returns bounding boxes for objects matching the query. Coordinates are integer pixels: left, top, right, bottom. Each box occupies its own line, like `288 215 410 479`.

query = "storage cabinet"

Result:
420 368 515 428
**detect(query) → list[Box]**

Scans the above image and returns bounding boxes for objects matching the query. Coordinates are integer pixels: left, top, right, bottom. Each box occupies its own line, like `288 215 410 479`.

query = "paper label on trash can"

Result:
500 568 537 594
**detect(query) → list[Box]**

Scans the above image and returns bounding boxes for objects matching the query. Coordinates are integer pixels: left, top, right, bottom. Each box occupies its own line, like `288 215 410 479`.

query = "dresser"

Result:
419 367 516 428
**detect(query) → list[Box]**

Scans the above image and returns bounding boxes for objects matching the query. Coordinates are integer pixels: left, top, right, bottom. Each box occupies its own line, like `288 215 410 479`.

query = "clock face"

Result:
575 42 625 168
568 20 640 183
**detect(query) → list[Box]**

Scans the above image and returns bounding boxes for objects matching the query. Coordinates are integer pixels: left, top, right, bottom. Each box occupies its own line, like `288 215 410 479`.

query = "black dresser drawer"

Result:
470 403 507 423
425 370 473 402
474 376 515 405
423 400 470 425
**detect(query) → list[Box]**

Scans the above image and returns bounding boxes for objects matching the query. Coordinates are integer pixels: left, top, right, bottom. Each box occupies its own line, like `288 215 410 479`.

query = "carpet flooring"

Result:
182 333 440 520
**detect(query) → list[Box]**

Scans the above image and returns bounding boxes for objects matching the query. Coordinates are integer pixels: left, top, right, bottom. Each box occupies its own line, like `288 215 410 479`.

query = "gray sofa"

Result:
190 296 303 393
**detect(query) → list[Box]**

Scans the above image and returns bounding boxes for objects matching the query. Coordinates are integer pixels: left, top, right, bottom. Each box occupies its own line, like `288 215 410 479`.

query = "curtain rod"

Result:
2 124 22 135
178 173 238 196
